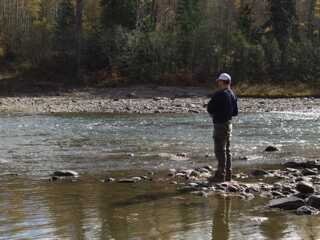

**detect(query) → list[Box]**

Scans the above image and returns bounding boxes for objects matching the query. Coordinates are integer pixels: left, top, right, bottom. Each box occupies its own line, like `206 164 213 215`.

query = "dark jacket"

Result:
207 89 238 124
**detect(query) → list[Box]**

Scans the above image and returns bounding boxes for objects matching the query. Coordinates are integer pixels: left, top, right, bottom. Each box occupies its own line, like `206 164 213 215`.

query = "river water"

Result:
0 112 320 239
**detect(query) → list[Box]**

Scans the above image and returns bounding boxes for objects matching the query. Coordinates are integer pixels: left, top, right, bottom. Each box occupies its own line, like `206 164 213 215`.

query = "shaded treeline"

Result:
1 0 320 86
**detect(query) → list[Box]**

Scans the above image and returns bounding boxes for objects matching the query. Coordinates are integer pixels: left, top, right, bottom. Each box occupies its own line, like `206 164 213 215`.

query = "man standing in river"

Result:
207 73 238 183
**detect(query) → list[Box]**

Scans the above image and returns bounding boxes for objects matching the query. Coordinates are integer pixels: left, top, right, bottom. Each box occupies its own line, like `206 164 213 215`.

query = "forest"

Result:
1 0 320 88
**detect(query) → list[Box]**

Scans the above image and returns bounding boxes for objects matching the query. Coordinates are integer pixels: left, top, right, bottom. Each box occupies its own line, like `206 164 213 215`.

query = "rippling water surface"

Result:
0 112 320 240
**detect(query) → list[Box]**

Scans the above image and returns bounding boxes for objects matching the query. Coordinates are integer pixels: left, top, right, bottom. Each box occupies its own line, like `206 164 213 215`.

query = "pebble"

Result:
106 177 116 182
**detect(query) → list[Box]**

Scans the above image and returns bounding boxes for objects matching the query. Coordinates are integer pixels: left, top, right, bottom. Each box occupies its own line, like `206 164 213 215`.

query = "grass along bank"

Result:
234 82 320 98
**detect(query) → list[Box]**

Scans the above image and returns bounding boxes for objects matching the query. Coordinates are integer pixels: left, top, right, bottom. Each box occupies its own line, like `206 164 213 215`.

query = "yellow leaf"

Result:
316 0 320 17
0 47 4 58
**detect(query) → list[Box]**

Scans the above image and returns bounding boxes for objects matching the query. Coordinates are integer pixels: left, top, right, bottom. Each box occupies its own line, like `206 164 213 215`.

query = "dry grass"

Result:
233 82 320 98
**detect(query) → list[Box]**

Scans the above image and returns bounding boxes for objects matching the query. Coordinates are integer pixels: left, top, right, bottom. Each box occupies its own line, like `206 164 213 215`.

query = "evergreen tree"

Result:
177 0 201 34
238 4 253 40
100 0 137 30
176 0 202 68
54 0 75 52
269 0 297 67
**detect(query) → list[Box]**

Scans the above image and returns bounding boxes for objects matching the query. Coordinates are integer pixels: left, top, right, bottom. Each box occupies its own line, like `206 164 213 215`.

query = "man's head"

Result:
216 73 231 89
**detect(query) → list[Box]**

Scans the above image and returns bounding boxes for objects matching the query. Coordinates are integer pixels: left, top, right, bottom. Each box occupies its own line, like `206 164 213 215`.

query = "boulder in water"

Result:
307 195 320 209
296 181 314 194
265 146 279 152
53 170 79 178
302 168 318 176
118 177 142 183
268 196 305 210
250 169 270 177
296 205 319 215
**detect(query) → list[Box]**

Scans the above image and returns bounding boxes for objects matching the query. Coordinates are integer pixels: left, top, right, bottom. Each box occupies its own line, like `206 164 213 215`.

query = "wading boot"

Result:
225 170 232 182
208 173 225 183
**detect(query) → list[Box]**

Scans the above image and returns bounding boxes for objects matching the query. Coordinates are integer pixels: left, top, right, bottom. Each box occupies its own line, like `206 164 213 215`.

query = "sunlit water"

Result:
0 112 320 240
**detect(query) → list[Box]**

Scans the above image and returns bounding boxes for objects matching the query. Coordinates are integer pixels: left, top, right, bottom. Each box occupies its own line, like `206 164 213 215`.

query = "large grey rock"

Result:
283 161 303 168
118 177 142 183
268 196 305 210
53 170 79 178
296 181 315 194
307 195 320 209
283 160 320 169
296 205 320 215
265 146 279 152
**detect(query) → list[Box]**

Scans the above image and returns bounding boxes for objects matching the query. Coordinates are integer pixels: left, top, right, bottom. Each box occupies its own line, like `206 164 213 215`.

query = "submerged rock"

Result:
268 196 305 210
296 205 320 215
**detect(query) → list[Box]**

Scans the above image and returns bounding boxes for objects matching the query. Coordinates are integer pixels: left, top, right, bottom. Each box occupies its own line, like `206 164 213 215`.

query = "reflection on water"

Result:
1 177 320 240
0 112 320 239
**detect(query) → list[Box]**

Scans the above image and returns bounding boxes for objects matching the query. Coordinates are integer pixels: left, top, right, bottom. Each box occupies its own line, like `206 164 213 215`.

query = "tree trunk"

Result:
308 0 316 39
75 0 83 81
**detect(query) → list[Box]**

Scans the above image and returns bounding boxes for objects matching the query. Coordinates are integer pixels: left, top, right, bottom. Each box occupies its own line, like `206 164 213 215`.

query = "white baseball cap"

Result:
216 73 231 82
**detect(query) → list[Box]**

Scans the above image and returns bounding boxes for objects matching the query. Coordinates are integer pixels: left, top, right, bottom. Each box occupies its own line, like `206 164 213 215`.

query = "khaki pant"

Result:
214 121 232 179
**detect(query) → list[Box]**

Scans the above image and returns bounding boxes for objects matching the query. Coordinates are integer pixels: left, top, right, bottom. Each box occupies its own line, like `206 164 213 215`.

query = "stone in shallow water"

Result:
118 177 142 183
283 162 303 168
265 146 279 152
302 168 318 176
296 205 320 215
190 170 201 177
268 196 305 210
188 182 199 188
271 191 286 198
251 169 270 177
227 184 240 192
296 181 315 194
203 165 213 171
106 177 116 182
53 170 79 178
176 152 188 158
307 195 320 209
283 160 320 169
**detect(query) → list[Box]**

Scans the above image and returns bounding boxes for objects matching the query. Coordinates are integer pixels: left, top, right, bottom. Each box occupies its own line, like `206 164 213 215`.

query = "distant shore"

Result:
0 86 319 114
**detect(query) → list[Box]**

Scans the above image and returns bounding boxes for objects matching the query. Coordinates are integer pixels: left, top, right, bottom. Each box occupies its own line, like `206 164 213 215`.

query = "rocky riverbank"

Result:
49 160 320 216
0 86 320 113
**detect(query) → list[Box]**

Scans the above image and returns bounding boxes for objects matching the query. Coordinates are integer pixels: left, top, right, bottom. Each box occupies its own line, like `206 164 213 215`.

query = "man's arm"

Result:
207 97 216 115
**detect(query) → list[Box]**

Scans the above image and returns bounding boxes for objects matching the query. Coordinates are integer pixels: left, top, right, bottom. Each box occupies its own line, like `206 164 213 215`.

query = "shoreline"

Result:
0 86 320 114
